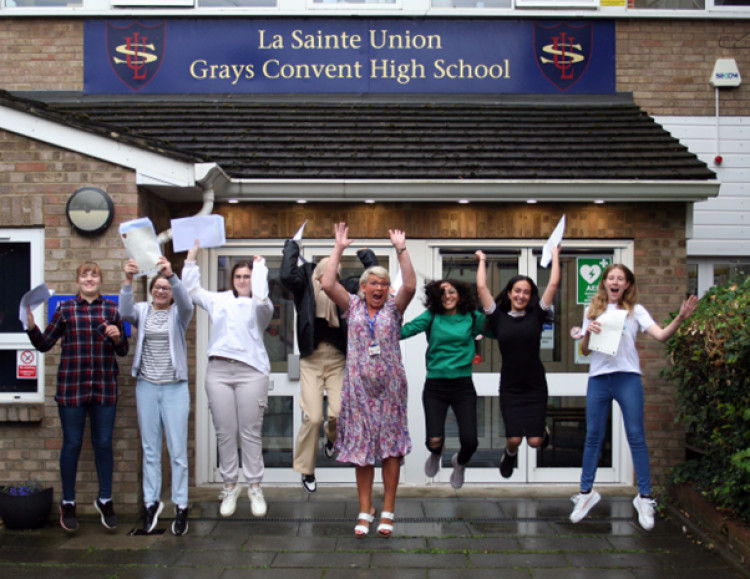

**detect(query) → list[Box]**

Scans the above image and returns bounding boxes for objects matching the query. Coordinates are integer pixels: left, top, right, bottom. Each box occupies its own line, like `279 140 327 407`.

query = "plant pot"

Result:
0 487 54 530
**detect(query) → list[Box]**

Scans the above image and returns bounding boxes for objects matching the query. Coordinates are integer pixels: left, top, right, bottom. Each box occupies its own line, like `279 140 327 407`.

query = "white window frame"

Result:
0 228 45 404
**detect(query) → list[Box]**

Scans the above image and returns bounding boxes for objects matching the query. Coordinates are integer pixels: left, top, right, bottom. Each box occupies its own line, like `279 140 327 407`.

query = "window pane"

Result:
714 262 750 286
537 395 612 468
630 0 704 8
0 242 31 335
441 395 505 468
431 0 511 6
199 0 276 6
5 0 82 5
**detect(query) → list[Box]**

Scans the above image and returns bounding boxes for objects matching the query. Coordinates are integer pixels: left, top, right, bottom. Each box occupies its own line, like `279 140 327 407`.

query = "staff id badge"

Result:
368 343 381 357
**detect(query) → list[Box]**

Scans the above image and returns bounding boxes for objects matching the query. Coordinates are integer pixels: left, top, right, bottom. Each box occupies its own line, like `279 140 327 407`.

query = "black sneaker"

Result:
324 439 335 458
499 449 517 479
94 498 118 530
143 501 163 534
172 507 189 536
302 474 317 493
59 502 78 533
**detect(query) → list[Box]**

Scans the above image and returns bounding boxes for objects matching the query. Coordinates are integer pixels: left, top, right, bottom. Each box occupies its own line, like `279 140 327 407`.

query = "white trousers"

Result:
205 358 269 485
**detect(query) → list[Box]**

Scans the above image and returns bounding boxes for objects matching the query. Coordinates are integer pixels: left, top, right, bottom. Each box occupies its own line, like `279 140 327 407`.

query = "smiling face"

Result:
507 279 533 312
232 266 252 298
440 282 459 314
361 273 389 311
77 269 102 301
603 266 631 304
150 277 173 310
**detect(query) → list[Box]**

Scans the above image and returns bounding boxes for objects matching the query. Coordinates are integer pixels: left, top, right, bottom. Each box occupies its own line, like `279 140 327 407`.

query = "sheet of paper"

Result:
119 217 162 277
18 283 54 330
540 214 566 268
587 308 628 356
171 214 226 252
292 220 308 242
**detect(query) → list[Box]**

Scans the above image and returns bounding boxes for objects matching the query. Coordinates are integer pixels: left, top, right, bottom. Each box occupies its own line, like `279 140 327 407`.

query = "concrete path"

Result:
0 487 745 578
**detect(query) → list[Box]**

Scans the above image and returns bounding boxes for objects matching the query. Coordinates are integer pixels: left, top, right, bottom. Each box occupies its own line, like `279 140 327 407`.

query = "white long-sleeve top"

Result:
182 260 274 375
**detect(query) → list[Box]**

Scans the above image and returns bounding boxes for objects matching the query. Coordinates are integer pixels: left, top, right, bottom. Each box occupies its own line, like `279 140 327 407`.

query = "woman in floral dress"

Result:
321 222 416 538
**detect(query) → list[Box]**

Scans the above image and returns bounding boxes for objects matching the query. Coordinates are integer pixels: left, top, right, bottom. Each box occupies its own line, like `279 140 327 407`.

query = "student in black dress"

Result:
475 247 561 478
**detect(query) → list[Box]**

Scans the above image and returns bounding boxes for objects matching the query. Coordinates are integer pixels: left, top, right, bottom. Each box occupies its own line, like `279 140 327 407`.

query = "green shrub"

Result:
663 275 750 521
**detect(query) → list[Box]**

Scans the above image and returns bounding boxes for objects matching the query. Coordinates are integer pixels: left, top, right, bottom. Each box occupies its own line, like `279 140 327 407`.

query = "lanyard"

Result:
366 308 380 340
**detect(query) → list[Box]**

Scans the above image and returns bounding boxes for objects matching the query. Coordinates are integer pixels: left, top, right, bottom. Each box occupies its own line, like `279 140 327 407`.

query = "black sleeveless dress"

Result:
486 303 548 438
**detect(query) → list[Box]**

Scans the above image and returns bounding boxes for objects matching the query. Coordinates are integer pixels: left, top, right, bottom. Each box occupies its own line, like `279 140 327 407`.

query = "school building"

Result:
1 1 748 515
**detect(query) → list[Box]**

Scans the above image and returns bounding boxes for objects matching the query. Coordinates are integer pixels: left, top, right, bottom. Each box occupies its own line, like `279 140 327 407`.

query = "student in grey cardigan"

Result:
119 256 194 537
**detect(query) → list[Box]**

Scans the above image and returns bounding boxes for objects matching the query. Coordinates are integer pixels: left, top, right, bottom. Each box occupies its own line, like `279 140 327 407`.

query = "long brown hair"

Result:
586 264 638 319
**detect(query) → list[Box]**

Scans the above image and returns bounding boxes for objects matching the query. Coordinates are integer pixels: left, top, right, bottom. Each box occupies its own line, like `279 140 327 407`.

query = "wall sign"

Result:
576 256 611 305
84 18 615 94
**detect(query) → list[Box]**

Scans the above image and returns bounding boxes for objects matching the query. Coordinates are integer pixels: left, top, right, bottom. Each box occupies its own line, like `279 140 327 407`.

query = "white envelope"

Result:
540 215 565 268
171 215 226 252
588 309 628 356
120 217 162 277
19 283 54 330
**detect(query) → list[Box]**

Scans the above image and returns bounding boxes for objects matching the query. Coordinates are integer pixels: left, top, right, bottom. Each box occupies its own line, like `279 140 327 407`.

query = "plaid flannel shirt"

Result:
27 294 129 407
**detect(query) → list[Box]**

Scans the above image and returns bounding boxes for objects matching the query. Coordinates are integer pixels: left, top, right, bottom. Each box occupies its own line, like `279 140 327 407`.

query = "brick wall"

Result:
616 19 749 116
0 19 83 91
0 129 140 515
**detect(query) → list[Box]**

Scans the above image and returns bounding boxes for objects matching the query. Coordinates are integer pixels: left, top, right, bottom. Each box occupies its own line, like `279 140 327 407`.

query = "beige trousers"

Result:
292 342 345 475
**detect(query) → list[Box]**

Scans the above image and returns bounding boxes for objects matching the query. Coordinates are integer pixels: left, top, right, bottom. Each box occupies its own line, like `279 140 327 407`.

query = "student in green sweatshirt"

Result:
401 279 486 489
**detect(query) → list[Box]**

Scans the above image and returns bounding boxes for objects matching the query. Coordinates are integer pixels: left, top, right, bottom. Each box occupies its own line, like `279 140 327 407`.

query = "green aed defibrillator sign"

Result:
576 257 611 305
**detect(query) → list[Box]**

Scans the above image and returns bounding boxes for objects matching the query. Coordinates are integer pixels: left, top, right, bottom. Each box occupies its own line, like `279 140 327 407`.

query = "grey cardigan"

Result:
119 275 194 382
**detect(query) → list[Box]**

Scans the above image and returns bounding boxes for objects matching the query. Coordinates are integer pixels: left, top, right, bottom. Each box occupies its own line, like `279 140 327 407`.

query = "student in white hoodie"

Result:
183 241 274 519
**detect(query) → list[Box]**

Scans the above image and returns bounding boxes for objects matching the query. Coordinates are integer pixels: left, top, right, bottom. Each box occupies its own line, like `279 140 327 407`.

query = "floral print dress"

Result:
335 295 412 466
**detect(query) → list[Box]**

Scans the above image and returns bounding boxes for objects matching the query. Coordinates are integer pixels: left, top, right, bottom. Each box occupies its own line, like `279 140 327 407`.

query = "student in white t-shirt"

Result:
569 264 697 531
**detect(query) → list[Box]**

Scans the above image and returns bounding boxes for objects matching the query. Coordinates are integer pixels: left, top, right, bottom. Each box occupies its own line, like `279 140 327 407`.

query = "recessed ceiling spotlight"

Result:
228 199 239 204
297 199 308 204
364 199 376 204
594 199 605 204
458 199 470 204
527 199 537 204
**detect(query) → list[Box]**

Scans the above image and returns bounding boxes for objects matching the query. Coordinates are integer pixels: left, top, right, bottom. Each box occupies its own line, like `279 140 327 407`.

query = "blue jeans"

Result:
58 403 117 503
136 378 190 507
580 372 651 497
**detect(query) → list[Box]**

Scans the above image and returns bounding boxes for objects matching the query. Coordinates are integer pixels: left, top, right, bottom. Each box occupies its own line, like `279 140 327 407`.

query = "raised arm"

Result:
118 259 140 324
391 229 416 314
321 222 353 311
540 245 561 307
645 294 699 342
475 250 494 311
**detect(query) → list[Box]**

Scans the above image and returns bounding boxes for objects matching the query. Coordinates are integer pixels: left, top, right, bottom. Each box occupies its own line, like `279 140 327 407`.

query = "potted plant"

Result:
0 480 54 530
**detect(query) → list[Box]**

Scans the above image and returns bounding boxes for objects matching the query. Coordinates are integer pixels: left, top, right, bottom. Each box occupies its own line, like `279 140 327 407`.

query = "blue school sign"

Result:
85 18 615 95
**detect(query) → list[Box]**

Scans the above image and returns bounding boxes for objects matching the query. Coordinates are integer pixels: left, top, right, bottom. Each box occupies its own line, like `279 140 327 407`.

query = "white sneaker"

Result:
569 490 601 523
424 452 441 477
248 486 267 517
218 484 241 517
633 495 657 531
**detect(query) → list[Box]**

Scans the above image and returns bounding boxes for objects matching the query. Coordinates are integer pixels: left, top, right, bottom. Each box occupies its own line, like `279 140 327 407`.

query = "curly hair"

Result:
423 279 477 315
495 275 540 314
586 264 638 319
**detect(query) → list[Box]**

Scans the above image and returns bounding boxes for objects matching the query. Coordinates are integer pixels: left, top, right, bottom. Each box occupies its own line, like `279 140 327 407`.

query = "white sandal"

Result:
354 511 375 538
377 511 395 538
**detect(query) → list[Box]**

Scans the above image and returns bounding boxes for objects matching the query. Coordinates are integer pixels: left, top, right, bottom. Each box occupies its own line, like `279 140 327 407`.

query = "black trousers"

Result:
422 376 479 466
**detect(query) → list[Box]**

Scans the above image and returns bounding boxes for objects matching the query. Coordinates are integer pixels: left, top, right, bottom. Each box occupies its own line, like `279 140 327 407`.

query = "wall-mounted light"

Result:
65 187 114 236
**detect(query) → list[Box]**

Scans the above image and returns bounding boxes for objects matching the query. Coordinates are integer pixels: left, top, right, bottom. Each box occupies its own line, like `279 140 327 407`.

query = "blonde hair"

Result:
587 264 638 319
358 266 390 298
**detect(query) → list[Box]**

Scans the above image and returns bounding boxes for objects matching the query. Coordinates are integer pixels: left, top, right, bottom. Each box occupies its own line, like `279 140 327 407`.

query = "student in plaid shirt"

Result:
26 261 129 533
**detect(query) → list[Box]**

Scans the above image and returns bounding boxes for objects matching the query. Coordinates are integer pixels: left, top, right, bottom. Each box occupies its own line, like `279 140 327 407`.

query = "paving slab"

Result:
0 488 745 578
